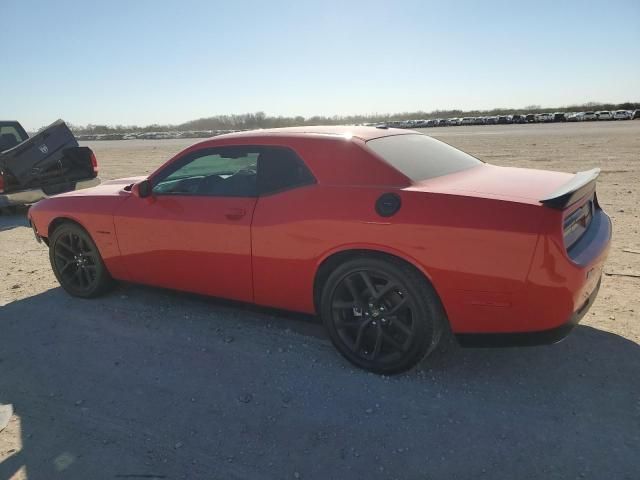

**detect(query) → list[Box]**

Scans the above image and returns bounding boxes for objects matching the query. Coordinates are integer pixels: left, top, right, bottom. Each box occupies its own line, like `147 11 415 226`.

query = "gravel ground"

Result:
1 121 639 479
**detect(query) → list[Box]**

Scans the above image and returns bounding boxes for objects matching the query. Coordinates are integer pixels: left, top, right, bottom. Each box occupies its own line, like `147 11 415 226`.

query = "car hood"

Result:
408 164 573 205
55 176 147 197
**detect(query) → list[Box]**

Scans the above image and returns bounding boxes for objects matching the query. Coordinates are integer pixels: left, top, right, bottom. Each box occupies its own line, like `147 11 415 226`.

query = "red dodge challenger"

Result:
28 126 611 373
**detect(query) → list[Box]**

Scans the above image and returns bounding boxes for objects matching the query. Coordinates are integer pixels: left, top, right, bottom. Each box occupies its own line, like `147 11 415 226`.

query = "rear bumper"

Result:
0 177 100 207
456 277 601 348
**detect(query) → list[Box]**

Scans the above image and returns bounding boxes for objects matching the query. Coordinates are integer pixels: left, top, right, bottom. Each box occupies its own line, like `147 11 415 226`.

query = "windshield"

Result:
366 134 482 181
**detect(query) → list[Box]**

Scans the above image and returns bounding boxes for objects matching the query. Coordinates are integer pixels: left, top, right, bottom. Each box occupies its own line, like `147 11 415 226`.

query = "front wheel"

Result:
320 257 446 374
49 222 114 298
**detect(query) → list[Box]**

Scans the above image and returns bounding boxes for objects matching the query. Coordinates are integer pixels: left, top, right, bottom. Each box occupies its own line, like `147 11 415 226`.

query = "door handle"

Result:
225 208 246 220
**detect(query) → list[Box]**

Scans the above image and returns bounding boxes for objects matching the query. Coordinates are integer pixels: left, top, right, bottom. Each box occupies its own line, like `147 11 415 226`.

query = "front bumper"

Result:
0 177 101 207
455 277 602 348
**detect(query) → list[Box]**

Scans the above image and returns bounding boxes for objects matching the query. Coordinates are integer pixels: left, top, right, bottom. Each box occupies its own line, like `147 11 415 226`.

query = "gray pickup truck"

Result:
0 119 100 209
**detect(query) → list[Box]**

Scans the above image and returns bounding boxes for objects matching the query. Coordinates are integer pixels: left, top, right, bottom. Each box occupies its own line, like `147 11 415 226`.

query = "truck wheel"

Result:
320 256 446 374
49 222 114 298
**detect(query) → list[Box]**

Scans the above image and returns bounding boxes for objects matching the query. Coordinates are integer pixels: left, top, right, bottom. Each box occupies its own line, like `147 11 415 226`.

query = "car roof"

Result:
212 125 413 142
165 125 416 187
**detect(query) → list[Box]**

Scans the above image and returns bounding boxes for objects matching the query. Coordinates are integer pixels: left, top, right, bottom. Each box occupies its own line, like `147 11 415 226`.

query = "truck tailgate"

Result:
0 119 80 184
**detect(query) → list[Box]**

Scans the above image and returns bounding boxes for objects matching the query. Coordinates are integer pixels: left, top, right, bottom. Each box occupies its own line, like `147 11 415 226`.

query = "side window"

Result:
257 147 315 195
0 125 27 151
152 148 258 197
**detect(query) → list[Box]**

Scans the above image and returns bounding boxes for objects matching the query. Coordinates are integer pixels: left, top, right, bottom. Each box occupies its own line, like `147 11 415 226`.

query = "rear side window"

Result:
366 134 482 181
258 147 315 195
0 125 28 151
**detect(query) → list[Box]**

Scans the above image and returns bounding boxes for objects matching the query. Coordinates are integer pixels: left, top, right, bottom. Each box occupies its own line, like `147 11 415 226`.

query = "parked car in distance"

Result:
448 118 461 126
525 114 536 123
582 111 597 121
497 115 512 124
613 110 631 120
596 111 613 121
567 112 583 122
511 114 526 124
633 109 640 120
28 126 612 374
484 116 498 125
460 117 474 125
536 113 553 123
553 112 567 122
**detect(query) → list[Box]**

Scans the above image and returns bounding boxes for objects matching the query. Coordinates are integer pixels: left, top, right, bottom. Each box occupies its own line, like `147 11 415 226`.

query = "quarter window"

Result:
258 147 315 195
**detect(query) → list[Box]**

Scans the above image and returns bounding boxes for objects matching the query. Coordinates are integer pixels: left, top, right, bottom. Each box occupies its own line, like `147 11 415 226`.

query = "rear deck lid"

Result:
408 163 575 205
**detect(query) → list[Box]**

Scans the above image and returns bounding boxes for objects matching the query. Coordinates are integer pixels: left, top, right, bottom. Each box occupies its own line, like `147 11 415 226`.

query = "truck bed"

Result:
0 120 97 195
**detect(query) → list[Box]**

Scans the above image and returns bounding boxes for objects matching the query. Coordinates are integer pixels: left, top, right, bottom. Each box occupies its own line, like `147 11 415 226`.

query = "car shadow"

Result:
0 205 30 232
0 286 638 479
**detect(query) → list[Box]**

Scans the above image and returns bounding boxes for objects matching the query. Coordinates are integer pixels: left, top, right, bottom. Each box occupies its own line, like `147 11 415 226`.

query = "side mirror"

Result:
132 179 152 198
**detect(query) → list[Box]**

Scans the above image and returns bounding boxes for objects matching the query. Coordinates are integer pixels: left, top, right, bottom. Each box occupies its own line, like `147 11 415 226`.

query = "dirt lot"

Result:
1 121 639 479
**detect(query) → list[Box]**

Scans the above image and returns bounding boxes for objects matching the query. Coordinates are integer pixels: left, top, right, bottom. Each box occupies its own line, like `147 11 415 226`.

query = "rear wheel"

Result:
320 257 446 374
49 223 114 298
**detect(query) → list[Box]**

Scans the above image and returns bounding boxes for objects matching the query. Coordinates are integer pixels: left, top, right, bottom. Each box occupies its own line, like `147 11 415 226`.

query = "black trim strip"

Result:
540 168 600 209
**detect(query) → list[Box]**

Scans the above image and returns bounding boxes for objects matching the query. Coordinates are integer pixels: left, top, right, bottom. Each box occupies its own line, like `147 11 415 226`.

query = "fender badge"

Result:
39 144 49 154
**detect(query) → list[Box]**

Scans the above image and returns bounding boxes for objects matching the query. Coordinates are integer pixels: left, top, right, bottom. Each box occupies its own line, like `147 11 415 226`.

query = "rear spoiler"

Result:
539 168 600 209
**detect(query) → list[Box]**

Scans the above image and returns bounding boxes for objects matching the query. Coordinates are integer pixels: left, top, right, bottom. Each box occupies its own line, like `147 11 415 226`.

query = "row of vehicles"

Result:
75 129 240 141
383 109 640 128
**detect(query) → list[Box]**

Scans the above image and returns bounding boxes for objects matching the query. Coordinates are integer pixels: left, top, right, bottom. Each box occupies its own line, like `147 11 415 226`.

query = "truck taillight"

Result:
0 174 4 193
90 152 98 174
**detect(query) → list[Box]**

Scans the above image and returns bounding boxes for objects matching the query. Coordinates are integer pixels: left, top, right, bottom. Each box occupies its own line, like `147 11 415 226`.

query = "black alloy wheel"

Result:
321 257 445 374
49 223 114 298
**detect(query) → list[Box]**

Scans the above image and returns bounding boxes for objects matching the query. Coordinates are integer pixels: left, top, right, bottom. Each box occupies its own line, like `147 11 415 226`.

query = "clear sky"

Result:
3 0 639 130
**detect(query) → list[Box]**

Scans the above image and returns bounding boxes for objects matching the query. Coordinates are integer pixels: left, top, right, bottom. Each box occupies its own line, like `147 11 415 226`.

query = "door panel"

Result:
114 194 256 302
251 185 323 313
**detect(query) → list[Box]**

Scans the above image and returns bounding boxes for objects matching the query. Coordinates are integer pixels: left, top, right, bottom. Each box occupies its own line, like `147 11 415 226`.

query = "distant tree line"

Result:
65 101 640 134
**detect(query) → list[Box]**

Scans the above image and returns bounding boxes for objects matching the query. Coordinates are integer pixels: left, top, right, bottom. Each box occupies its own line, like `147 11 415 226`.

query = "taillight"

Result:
0 173 4 193
563 197 594 250
90 152 98 174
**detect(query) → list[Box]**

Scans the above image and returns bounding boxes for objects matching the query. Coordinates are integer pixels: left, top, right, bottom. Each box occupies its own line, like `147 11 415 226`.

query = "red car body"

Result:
29 126 611 344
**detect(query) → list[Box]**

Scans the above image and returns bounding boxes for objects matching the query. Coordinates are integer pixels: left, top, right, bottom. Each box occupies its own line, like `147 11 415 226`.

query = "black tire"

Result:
49 222 114 298
320 256 446 374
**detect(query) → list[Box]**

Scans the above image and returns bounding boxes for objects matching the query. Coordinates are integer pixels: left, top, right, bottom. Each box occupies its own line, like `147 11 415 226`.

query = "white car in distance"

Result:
613 110 631 120
596 111 613 120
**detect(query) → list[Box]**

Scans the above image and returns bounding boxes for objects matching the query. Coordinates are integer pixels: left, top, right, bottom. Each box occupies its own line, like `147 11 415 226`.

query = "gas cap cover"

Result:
375 193 401 217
